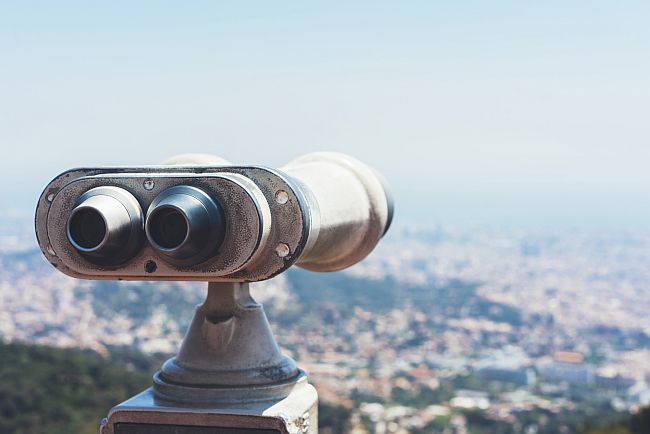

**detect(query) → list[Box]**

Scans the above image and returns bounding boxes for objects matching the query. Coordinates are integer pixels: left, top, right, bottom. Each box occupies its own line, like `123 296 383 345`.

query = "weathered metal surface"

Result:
101 384 318 434
35 153 393 281
115 424 279 434
153 282 300 404
38 169 292 281
101 282 318 433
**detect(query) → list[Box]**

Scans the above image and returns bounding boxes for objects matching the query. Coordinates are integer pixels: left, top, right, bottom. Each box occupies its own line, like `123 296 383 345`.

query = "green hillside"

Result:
0 341 648 434
0 342 152 434
0 342 350 434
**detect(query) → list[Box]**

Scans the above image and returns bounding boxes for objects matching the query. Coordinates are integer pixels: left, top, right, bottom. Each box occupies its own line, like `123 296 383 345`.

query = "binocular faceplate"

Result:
36 152 393 282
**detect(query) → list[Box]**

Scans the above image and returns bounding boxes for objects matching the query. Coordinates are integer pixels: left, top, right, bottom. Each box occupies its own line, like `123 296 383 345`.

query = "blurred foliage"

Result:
85 280 203 325
0 342 151 434
0 341 351 434
318 403 352 434
282 269 522 325
391 385 453 407
579 405 650 434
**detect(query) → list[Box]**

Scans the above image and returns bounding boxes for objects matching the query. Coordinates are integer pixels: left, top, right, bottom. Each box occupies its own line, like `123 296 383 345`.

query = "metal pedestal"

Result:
101 282 318 434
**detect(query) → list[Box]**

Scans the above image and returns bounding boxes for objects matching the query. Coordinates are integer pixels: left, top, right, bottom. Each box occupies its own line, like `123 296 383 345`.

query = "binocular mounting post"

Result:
100 281 318 434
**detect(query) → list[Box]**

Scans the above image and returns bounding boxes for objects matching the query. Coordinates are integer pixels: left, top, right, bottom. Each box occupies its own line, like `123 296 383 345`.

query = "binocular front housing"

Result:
36 152 393 282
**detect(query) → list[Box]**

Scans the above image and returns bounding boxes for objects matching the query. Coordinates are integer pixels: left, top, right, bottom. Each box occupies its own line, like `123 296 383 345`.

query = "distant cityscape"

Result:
0 214 649 433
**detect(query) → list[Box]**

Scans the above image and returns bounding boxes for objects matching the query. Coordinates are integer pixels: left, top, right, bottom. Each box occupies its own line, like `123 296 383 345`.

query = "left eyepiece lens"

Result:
66 187 144 265
68 207 107 249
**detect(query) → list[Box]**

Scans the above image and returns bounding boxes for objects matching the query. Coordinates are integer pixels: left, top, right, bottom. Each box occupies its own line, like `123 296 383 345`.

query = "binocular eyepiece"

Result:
37 152 393 281
66 186 144 266
145 185 226 262
67 185 227 266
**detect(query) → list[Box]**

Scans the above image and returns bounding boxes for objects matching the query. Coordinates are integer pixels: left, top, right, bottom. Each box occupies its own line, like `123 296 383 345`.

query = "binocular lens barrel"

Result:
145 186 225 262
41 152 393 280
147 207 188 249
68 206 107 249
66 187 143 266
282 153 393 272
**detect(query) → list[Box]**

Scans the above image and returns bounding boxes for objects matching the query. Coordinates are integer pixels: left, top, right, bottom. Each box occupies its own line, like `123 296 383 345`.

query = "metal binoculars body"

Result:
36 152 393 282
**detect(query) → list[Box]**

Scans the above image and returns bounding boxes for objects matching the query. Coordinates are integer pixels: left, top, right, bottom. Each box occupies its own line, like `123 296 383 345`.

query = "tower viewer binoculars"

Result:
36 151 394 434
36 152 393 282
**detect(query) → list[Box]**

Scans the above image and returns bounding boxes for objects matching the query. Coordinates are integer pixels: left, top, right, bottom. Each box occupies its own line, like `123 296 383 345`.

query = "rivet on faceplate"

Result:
46 193 55 202
275 243 290 258
275 190 289 204
143 179 155 191
144 260 157 273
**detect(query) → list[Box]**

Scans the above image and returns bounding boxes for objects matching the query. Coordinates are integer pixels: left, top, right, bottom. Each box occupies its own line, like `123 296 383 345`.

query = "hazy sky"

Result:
1 2 649 226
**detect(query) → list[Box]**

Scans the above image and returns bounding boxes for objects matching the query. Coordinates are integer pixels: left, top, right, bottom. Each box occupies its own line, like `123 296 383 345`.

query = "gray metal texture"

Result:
35 152 393 282
282 152 393 272
102 282 317 432
145 185 226 264
153 282 300 405
115 424 279 434
101 384 317 434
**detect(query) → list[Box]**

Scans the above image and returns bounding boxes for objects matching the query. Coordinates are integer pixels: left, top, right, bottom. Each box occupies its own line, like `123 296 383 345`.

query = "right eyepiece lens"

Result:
145 185 225 263
148 207 188 249
68 208 107 249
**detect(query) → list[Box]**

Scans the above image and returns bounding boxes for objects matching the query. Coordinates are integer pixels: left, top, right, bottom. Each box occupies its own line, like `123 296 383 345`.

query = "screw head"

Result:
275 243 290 258
275 190 289 204
144 260 157 273
143 179 155 191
